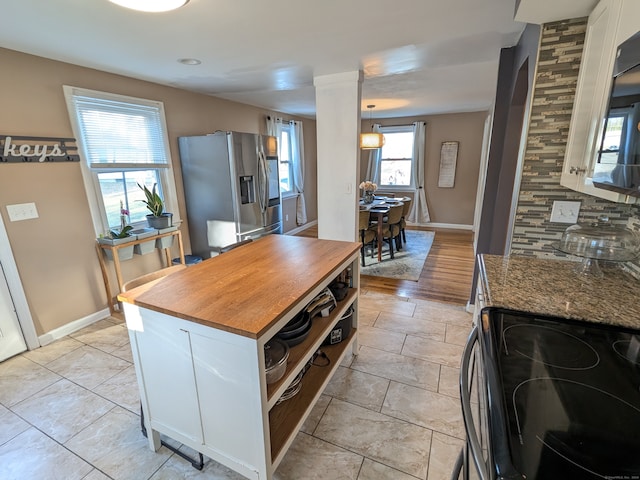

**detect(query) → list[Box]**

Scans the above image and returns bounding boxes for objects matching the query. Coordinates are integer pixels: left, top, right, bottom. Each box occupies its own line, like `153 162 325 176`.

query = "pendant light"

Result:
108 0 189 12
360 105 385 150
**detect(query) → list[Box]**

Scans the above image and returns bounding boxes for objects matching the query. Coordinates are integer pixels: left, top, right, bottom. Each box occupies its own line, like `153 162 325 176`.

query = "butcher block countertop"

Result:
118 235 360 339
478 254 640 330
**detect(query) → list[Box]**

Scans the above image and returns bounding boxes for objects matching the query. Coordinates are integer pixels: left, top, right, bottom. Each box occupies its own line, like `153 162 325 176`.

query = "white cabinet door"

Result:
562 0 625 199
190 329 269 479
132 310 203 445
0 262 26 361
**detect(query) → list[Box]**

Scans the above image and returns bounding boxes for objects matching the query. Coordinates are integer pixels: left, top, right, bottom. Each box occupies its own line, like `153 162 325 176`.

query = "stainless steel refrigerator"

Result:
178 131 282 258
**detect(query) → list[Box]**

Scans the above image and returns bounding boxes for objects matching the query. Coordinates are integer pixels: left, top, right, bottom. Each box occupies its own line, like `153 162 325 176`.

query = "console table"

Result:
96 229 185 316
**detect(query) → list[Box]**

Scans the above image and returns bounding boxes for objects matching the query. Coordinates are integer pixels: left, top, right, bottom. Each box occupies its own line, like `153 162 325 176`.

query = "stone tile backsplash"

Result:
509 18 640 279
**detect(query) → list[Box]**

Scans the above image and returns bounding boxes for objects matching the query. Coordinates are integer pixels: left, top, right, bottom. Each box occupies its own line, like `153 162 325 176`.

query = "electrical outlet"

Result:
6 202 39 221
550 201 580 224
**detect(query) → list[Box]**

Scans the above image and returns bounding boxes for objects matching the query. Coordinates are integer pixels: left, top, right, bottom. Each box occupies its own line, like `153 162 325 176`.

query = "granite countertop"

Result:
478 254 640 330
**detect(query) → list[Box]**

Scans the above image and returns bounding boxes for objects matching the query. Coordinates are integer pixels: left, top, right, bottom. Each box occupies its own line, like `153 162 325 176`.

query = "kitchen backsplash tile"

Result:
509 17 640 279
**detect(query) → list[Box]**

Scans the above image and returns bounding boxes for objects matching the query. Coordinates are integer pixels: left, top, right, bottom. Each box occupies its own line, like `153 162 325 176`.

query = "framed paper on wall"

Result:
438 141 458 188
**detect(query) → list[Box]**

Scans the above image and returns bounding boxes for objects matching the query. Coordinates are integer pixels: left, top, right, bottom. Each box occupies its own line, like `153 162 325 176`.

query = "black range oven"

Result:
457 307 640 480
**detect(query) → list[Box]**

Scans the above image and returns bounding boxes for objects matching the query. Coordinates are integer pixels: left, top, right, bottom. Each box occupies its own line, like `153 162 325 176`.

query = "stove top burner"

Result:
612 338 640 366
482 308 640 480
503 324 600 370
512 378 640 479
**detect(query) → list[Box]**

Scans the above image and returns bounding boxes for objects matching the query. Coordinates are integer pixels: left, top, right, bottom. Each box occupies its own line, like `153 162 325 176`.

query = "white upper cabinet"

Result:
562 0 640 203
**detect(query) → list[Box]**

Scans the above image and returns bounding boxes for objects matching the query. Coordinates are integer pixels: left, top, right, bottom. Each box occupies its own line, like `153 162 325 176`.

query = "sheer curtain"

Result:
407 121 430 224
290 120 307 224
266 115 283 145
265 115 307 225
365 123 383 185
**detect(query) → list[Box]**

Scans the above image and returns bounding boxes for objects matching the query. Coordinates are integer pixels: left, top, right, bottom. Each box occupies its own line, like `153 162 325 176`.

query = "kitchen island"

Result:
118 235 361 480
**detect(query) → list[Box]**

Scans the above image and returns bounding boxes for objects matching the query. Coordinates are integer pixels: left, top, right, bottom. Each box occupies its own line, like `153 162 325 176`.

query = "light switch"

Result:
6 203 39 222
550 201 580 224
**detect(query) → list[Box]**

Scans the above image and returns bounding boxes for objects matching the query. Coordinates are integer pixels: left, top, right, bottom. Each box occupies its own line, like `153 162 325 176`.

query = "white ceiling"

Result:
0 0 595 119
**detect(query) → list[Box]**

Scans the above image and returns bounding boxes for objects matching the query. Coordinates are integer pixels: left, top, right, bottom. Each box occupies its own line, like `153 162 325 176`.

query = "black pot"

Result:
329 281 348 301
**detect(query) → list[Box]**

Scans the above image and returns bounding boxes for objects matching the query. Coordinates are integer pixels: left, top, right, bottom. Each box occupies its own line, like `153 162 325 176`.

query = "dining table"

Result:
359 196 408 262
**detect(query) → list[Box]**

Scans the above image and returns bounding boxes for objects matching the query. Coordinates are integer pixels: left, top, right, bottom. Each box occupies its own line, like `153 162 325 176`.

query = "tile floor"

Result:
0 290 472 480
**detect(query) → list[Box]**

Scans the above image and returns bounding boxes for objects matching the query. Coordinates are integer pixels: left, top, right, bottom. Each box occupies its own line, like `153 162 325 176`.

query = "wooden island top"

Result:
117 235 360 339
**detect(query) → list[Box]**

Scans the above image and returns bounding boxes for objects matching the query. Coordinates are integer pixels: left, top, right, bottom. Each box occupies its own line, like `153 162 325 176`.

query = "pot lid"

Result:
264 338 289 370
554 215 640 261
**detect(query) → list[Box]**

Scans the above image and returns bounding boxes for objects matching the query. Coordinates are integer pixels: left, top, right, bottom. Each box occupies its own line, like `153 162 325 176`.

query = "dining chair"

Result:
121 264 188 292
358 210 377 266
399 197 413 245
121 262 205 470
382 204 404 258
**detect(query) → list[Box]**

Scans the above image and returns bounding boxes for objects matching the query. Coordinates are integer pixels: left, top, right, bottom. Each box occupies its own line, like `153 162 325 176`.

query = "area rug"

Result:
360 230 435 281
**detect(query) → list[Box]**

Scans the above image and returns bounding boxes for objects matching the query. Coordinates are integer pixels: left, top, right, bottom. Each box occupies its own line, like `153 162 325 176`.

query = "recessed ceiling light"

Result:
178 58 201 65
109 0 189 13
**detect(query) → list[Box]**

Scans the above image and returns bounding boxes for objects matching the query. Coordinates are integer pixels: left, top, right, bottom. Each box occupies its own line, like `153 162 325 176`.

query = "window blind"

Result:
70 94 169 168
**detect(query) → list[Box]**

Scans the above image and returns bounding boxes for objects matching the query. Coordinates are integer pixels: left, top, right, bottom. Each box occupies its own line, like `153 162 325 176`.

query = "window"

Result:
379 126 415 189
278 123 294 194
64 86 179 235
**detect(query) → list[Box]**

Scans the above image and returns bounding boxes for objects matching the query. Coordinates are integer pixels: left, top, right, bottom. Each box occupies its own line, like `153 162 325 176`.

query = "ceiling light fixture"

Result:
108 0 189 13
360 105 385 150
178 58 201 65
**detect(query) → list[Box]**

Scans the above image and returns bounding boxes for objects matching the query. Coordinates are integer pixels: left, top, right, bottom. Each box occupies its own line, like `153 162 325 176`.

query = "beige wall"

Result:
360 111 487 225
0 47 317 337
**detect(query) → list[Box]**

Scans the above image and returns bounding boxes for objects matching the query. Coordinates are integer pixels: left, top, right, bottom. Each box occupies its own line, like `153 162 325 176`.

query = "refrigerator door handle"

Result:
257 149 267 214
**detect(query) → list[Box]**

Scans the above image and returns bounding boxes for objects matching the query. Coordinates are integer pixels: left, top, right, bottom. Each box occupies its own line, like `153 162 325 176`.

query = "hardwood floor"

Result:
296 224 476 305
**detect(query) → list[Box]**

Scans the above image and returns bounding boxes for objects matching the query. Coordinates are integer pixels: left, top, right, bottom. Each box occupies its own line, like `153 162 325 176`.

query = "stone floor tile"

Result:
22 336 83 366
374 311 447 341
323 366 389 411
402 335 464 368
352 345 439 391
357 325 406 354
314 399 431 478
0 355 61 407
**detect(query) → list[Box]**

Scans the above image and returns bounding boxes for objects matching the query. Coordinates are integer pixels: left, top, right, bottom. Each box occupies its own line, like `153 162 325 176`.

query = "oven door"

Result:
457 325 491 480
456 310 526 480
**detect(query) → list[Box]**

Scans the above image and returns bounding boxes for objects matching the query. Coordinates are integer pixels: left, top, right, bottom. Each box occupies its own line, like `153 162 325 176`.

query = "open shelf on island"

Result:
268 328 357 465
265 288 357 406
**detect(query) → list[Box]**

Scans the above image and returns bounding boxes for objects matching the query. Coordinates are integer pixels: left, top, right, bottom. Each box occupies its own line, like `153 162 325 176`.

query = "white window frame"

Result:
279 122 296 197
378 125 415 191
63 86 180 236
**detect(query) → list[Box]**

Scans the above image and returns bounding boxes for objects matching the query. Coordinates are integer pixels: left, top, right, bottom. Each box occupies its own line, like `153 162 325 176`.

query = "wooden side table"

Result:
96 230 185 316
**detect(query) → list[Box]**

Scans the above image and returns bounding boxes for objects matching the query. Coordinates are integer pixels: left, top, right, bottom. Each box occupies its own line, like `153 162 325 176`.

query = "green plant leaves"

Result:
138 182 164 216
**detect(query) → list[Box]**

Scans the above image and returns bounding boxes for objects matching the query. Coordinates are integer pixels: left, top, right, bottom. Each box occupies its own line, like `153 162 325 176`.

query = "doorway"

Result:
0 213 38 360
0 260 26 361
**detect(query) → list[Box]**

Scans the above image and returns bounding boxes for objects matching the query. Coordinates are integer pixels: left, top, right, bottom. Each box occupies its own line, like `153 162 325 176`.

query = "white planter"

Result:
156 226 178 249
133 228 157 255
147 213 173 229
98 237 134 261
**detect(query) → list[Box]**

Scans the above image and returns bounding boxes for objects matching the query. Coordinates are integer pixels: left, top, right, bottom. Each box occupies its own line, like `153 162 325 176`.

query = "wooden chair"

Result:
121 262 204 469
382 204 404 257
358 210 377 266
399 198 413 244
121 264 187 292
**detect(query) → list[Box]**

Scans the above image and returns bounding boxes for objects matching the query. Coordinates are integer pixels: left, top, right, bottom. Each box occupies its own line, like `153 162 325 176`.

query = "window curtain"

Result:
365 123 383 185
290 120 307 225
266 115 283 149
266 115 307 225
407 121 430 224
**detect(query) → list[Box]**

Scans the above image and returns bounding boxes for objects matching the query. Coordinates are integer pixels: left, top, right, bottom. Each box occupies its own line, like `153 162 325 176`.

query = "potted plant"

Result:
97 201 135 260
138 183 173 229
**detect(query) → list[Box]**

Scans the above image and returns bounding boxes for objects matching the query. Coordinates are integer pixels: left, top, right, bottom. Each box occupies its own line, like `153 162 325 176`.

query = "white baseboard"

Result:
38 308 110 346
409 222 473 231
285 220 318 236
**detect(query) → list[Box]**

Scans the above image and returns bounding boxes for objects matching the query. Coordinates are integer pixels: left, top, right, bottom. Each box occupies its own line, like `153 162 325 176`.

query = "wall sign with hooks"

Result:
0 135 80 163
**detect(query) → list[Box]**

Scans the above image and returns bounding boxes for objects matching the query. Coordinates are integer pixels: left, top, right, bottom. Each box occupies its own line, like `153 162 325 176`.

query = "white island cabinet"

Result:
118 235 361 480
